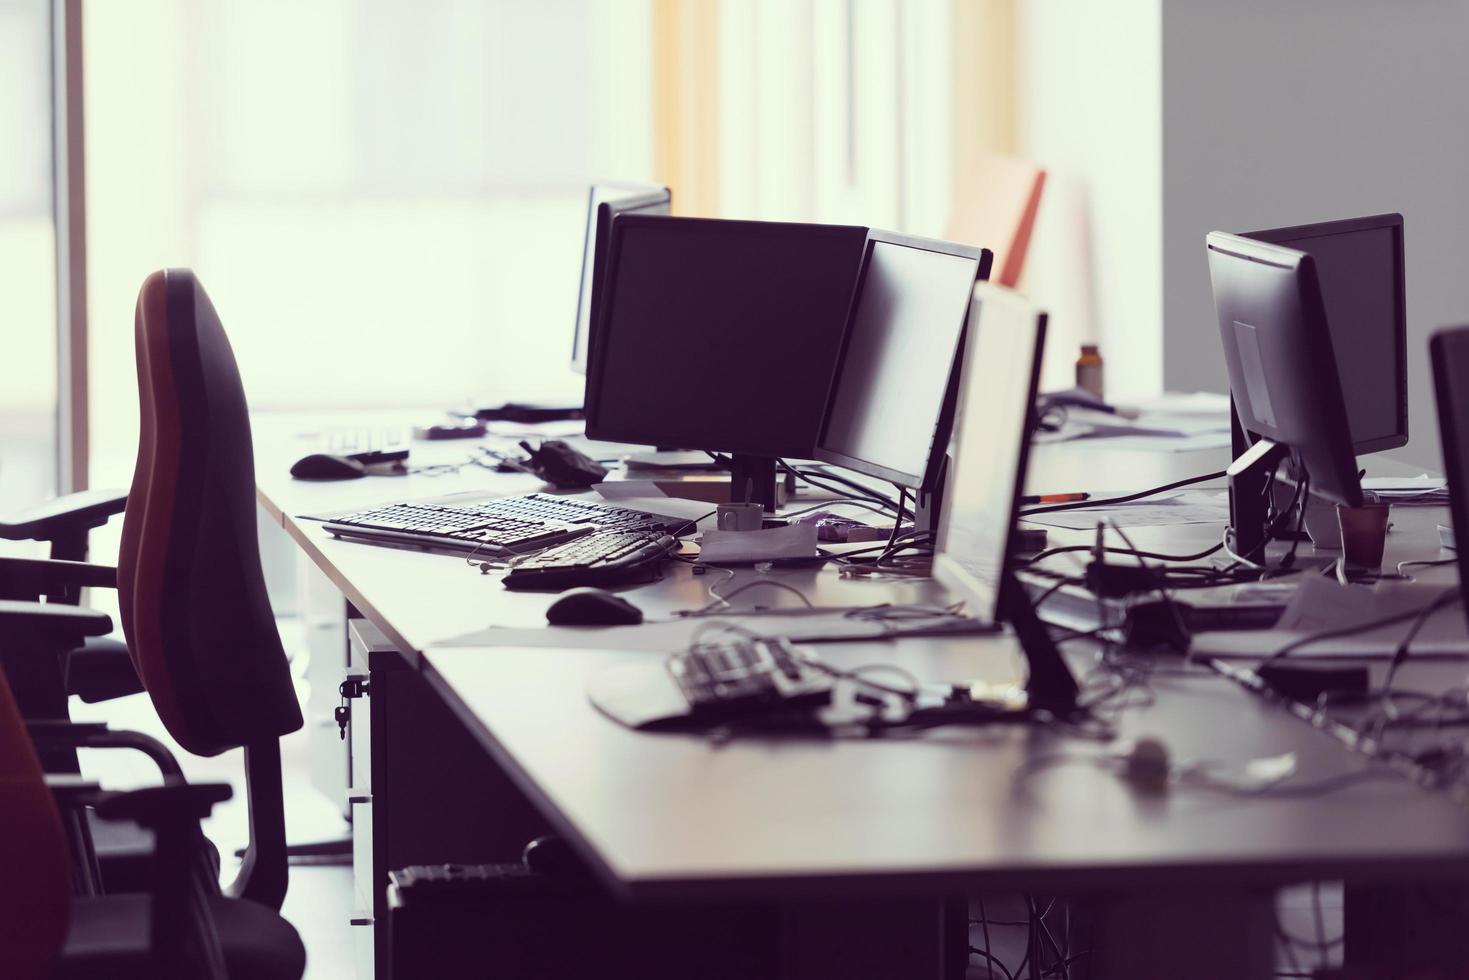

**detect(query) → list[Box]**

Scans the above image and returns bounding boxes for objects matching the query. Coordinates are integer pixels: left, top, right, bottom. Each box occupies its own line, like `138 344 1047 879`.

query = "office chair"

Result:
946 150 1046 288
116 268 305 909
0 608 306 979
0 490 143 704
0 270 304 909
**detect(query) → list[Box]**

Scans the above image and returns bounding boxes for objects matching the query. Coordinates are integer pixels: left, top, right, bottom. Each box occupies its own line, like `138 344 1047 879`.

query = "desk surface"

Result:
254 410 1469 901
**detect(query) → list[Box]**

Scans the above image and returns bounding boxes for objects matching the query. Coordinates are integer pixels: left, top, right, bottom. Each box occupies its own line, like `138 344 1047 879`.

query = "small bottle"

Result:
1076 343 1104 399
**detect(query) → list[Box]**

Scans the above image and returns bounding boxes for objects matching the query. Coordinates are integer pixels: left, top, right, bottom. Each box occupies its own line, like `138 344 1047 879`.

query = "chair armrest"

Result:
27 721 184 778
43 773 104 806
0 599 112 641
94 778 233 828
0 556 118 601
0 488 127 542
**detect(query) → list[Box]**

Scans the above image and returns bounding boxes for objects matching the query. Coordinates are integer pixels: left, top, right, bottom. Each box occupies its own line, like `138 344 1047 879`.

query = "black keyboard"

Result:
669 637 834 723
321 492 677 557
502 529 679 590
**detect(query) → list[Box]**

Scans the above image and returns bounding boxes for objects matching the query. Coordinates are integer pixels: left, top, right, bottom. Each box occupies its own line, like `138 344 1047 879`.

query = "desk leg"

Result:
779 896 966 980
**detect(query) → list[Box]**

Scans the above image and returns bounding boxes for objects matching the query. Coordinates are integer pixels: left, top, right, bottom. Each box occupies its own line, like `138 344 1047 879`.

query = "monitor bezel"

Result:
571 183 671 375
1241 212 1407 455
584 213 869 459
931 285 1048 624
811 230 992 491
1430 326 1469 629
1206 231 1364 508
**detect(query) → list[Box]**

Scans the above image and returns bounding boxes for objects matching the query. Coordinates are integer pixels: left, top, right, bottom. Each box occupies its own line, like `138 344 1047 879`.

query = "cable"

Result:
777 459 901 513
775 498 897 522
1021 540 1225 567
694 577 815 615
1019 470 1225 517
1382 590 1462 701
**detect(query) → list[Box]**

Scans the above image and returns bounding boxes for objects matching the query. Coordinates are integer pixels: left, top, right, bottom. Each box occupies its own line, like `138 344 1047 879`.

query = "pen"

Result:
1021 492 1090 505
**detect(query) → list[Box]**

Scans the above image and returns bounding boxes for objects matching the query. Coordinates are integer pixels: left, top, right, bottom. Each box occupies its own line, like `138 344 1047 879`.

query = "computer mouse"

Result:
545 587 644 626
290 453 367 480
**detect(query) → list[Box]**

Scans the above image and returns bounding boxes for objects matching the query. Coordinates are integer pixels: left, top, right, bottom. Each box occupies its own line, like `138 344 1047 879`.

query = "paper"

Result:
1022 490 1228 530
1089 431 1233 453
1190 581 1469 660
697 524 819 564
623 450 719 470
1128 391 1231 416
594 480 668 500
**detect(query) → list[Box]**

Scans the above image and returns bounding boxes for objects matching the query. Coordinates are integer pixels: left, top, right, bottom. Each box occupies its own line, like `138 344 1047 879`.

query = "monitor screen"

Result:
814 233 990 490
1244 214 1406 454
1207 232 1363 507
585 215 869 459
1430 326 1469 627
571 184 671 374
932 285 1047 624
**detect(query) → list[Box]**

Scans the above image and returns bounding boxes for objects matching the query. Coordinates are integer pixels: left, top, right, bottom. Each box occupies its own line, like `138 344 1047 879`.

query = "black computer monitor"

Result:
571 183 672 374
1243 213 1407 454
813 231 991 497
1430 325 1469 618
1206 232 1364 562
931 284 1078 711
584 214 869 507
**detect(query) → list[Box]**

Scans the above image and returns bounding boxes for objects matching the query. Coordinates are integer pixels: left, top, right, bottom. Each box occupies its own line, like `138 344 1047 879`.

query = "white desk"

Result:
252 410 1469 979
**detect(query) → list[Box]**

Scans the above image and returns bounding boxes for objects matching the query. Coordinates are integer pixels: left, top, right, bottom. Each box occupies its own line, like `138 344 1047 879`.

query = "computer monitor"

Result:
584 214 869 507
1243 213 1407 454
1206 232 1364 562
813 231 992 495
1430 326 1469 616
932 284 1079 711
571 183 672 374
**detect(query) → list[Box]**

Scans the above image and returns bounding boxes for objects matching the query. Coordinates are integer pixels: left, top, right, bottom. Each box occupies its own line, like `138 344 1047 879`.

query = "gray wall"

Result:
1162 1 1469 468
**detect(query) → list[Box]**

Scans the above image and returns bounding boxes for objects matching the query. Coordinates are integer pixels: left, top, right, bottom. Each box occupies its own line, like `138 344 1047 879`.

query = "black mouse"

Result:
291 453 366 480
545 587 644 626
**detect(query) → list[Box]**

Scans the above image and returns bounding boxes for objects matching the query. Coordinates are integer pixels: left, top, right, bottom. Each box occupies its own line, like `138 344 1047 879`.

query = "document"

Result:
1021 490 1228 530
697 524 820 564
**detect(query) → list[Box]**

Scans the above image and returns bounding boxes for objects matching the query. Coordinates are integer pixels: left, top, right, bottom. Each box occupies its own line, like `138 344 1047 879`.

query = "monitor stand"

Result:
1000 568 1080 714
1227 426 1288 564
729 454 780 512
910 454 948 538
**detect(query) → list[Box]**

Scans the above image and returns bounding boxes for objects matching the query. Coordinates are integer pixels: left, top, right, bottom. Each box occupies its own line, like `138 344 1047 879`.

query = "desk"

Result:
253 410 1469 979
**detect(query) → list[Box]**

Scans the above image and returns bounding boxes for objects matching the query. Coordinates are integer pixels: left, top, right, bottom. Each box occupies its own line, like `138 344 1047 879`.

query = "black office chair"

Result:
0 489 144 705
0 598 305 979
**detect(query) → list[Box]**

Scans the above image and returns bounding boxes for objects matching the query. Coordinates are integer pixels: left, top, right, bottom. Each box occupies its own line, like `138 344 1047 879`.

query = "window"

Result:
0 0 59 519
84 0 654 488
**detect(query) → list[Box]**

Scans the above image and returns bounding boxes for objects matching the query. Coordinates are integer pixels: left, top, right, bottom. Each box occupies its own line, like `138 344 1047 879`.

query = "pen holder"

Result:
1336 501 1392 570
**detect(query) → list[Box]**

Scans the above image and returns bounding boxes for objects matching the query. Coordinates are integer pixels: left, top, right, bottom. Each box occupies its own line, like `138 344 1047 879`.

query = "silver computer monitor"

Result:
814 231 991 491
932 284 1048 625
571 182 671 374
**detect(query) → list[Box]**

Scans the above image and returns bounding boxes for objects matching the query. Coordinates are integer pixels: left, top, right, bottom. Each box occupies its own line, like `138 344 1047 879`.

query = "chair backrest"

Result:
946 151 1046 288
119 270 302 758
0 670 71 979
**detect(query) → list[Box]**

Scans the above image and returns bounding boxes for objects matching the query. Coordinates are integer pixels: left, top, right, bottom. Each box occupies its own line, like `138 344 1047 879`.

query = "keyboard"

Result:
321 492 682 558
670 637 834 723
502 528 679 590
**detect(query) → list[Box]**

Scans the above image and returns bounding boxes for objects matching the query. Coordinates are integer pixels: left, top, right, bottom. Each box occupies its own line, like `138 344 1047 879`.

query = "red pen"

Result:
1021 492 1090 505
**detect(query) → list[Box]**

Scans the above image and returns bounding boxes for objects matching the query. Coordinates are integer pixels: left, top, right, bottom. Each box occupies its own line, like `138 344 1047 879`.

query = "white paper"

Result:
1022 490 1227 530
594 480 668 500
1190 582 1469 659
697 524 819 564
